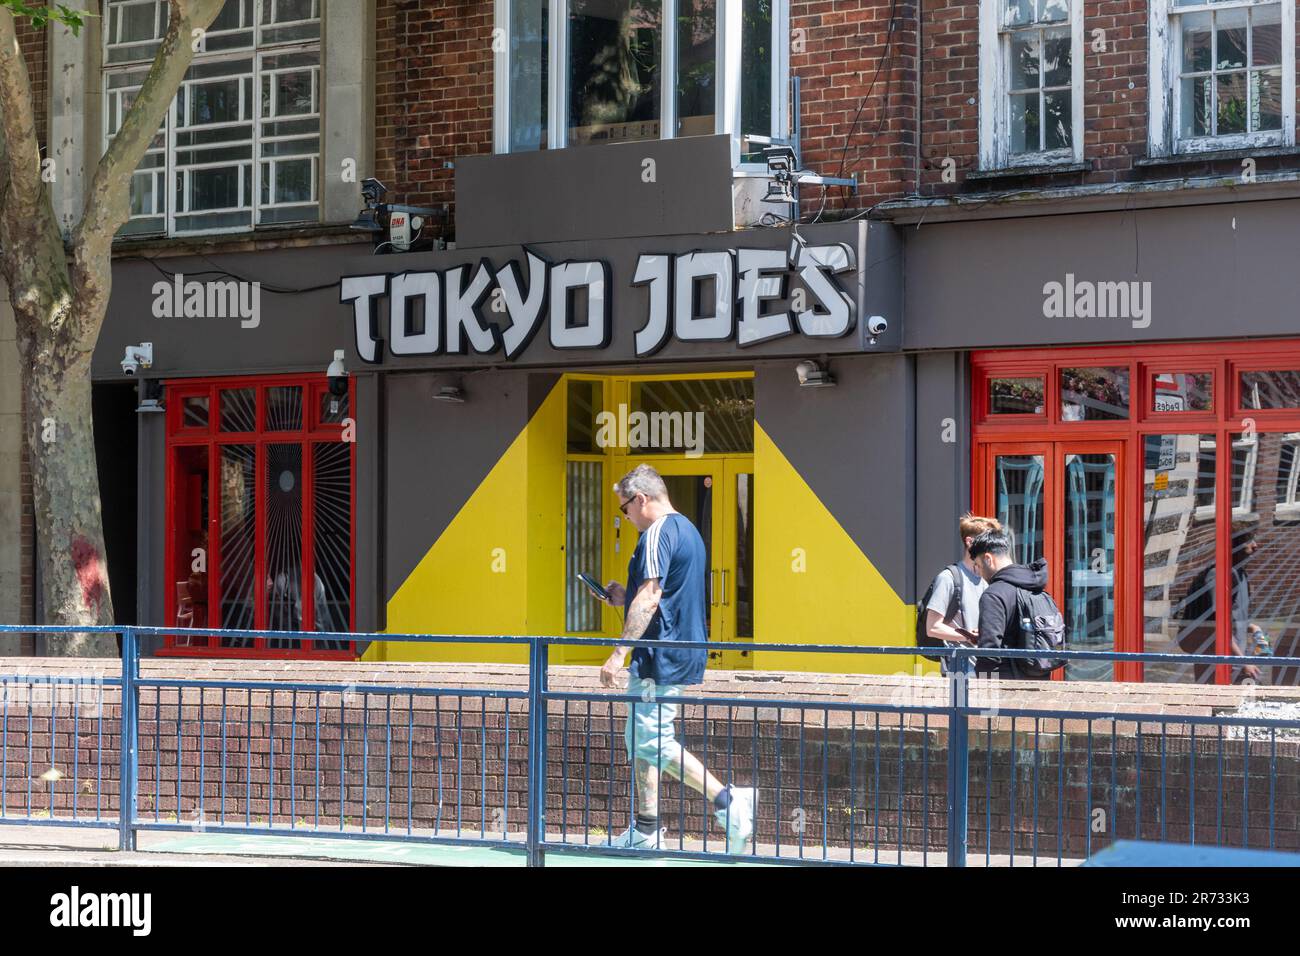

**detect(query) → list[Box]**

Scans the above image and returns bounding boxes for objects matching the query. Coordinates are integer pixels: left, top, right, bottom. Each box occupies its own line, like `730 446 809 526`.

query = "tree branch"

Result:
69 0 224 334
0 10 49 223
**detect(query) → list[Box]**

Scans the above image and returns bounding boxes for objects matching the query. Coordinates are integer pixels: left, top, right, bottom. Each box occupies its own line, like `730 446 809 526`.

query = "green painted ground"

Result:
148 833 772 867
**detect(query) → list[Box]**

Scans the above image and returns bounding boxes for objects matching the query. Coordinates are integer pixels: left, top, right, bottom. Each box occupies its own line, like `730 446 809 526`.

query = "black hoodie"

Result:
976 556 1050 678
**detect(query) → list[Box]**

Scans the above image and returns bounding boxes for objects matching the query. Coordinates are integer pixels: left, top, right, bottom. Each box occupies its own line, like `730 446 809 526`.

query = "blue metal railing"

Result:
0 624 1298 866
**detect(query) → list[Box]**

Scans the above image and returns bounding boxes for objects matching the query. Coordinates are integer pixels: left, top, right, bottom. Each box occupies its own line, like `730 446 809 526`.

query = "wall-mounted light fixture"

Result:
135 378 165 414
434 384 466 404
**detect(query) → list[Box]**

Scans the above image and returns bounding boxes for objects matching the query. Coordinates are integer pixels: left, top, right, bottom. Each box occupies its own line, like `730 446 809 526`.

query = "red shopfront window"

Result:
163 376 357 659
973 341 1300 686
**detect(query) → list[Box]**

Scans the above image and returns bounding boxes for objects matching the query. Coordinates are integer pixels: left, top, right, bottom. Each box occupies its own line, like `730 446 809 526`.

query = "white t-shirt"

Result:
925 562 988 633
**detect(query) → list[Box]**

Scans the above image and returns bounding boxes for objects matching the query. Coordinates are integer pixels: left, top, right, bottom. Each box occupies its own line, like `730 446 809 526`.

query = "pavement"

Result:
0 822 1084 867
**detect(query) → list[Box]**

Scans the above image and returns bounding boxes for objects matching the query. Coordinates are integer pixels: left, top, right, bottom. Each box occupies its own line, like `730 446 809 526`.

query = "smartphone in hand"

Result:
576 572 611 603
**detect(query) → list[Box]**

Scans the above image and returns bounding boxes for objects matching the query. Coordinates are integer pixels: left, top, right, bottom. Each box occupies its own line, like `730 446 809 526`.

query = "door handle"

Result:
710 569 718 606
721 569 729 606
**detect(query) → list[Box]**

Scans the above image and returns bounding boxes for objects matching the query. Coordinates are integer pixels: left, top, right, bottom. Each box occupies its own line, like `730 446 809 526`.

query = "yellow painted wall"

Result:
751 424 919 675
366 382 569 664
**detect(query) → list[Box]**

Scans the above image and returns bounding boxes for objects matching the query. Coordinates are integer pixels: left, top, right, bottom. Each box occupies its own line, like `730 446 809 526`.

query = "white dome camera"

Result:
121 342 153 376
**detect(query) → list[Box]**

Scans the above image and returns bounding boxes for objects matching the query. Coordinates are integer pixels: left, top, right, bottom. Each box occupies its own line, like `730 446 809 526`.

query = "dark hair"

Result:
968 528 1012 561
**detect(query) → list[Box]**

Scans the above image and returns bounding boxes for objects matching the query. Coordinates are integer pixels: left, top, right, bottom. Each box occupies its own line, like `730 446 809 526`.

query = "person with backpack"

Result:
967 528 1065 679
918 514 1002 674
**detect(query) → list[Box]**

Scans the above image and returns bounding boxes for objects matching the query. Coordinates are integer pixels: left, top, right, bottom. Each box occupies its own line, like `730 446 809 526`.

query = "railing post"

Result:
118 627 139 851
946 649 971 868
525 638 548 867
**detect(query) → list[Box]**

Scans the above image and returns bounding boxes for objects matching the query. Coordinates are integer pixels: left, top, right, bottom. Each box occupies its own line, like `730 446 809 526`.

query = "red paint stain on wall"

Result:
70 535 107 615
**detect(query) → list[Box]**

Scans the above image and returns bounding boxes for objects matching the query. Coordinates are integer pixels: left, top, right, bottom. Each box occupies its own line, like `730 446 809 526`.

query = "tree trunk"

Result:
18 314 116 656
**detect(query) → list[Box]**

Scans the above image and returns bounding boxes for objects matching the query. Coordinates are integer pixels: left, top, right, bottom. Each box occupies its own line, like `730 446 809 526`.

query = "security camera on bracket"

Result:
121 342 153 376
349 177 443 253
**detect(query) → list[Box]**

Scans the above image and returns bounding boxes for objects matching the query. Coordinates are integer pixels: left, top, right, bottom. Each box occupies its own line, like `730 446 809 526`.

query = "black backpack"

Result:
916 565 963 663
1011 588 1067 678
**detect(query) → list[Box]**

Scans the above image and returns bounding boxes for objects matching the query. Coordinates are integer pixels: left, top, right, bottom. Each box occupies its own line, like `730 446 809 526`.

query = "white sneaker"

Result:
714 785 756 854
608 825 665 849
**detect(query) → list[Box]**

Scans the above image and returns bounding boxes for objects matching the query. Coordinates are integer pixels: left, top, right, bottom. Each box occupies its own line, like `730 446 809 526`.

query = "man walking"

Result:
967 528 1055 679
921 514 1001 673
600 464 756 853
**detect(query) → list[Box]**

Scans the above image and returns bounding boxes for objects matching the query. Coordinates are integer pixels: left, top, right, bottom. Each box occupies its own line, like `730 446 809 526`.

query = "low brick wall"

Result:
2 659 1298 859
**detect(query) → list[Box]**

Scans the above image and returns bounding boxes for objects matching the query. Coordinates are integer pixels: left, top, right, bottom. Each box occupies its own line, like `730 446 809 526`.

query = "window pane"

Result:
1151 372 1213 413
1252 68 1283 131
218 444 256 645
567 379 604 454
1038 0 1069 24
1181 11 1212 73
1241 369 1300 409
1003 0 1032 28
676 0 716 137
509 0 549 151
1216 72 1248 135
183 395 210 428
320 387 349 425
271 0 317 23
1042 26 1071 87
273 158 314 204
1043 88 1072 150
1063 453 1117 680
735 473 754 639
266 386 303 431
1061 366 1130 421
740 0 773 159
1252 4 1282 67
1009 92 1038 153
312 442 352 647
187 78 244 125
989 376 1045 415
265 443 304 641
630 378 755 454
1181 74 1212 138
1215 8 1247 70
566 460 603 632
1143 435 1217 683
220 387 256 432
567 0 663 147
1231 433 1300 685
994 454 1045 565
1010 33 1041 91
187 166 243 212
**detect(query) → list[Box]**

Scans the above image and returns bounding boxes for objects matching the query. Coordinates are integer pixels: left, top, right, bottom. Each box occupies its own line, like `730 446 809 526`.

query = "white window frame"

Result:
101 0 322 238
1196 433 1259 520
1275 432 1300 518
493 0 789 168
1147 0 1294 157
979 0 1085 170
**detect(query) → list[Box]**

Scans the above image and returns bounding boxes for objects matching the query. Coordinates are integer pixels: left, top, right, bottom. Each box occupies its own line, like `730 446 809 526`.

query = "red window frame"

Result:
161 374 358 660
973 339 1300 683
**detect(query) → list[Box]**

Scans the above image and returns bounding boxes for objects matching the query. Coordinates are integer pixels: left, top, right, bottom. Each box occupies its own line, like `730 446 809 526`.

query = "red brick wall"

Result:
3 661 1296 858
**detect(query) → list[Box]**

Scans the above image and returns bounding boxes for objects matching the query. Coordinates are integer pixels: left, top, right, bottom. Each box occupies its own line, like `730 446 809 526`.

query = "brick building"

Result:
0 1 1296 687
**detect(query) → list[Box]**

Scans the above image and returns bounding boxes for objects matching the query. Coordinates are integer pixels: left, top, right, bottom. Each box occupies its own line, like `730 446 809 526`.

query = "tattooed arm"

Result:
599 578 663 687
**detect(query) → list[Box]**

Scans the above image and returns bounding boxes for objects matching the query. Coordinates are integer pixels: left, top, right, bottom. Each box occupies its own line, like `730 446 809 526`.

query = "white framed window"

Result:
1196 433 1259 520
493 0 789 167
1275 432 1300 518
103 0 322 238
979 0 1084 170
1148 0 1294 156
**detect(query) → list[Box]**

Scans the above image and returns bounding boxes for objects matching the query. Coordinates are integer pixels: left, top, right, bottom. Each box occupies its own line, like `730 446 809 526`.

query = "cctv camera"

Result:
867 315 888 336
795 360 818 386
326 349 348 396
121 342 153 377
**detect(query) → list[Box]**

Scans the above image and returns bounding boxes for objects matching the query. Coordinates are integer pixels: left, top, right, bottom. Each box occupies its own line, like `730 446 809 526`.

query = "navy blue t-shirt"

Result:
624 512 708 686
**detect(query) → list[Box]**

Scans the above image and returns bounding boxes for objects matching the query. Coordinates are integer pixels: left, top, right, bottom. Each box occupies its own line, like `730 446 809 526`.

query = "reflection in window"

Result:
1063 453 1116 680
989 376 1045 415
994 454 1045 565
567 0 663 147
1143 434 1216 683
1151 372 1212 412
1228 431 1300 685
1176 3 1283 143
509 0 549 150
630 378 754 454
676 0 716 137
1240 369 1300 409
1004 0 1074 157
567 379 604 454
1061 366 1129 420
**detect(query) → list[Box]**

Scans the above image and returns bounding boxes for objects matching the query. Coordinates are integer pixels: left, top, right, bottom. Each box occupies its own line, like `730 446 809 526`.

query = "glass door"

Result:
612 455 754 669
979 440 1124 680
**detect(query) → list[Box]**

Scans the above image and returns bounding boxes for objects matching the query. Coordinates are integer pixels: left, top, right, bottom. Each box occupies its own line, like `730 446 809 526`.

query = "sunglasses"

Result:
619 494 641 516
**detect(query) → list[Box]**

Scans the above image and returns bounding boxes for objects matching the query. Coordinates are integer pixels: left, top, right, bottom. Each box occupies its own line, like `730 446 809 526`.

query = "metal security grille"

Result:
566 460 603 632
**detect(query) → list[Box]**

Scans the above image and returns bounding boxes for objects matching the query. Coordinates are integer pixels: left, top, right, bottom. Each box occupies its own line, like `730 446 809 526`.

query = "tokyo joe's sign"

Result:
339 240 857 363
